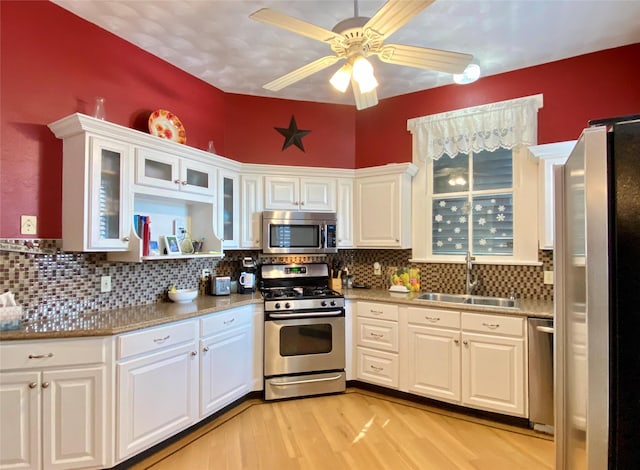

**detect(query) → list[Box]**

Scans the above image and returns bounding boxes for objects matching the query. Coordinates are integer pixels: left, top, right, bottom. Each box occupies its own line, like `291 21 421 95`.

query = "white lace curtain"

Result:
407 94 544 161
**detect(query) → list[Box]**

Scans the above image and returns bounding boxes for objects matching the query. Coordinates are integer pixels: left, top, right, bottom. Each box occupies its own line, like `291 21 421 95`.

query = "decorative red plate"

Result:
148 109 187 144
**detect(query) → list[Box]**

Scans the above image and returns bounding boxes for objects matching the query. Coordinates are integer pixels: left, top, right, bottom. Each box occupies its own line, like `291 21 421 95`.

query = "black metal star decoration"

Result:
274 115 311 152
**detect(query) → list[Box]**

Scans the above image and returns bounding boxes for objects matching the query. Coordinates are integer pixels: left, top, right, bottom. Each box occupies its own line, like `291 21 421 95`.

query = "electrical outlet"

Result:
100 275 111 293
373 262 382 276
201 268 211 280
20 215 37 235
543 271 554 285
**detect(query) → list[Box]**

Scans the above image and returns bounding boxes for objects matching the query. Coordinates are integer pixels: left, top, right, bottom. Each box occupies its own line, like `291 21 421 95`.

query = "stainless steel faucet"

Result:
465 251 478 295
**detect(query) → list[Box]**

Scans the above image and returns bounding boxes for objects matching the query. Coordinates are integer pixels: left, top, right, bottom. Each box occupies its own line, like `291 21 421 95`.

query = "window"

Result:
407 94 543 264
432 148 513 256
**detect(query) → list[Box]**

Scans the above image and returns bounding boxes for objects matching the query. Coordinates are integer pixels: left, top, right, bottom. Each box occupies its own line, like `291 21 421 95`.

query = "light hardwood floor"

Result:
132 390 554 470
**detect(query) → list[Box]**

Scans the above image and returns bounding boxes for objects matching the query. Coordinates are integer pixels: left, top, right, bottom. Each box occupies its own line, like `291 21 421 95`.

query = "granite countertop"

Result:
342 288 554 319
0 289 553 342
0 293 264 341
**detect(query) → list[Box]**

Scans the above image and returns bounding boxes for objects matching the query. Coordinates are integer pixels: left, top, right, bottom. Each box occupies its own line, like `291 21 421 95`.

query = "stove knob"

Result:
330 300 337 307
275 303 281 309
321 301 327 307
285 302 291 309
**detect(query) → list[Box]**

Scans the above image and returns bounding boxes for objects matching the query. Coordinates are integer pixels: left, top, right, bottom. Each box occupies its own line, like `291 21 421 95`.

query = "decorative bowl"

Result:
168 288 198 303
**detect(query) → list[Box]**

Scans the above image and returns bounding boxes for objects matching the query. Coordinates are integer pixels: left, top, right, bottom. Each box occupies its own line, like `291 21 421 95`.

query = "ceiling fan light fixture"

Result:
453 63 481 85
352 56 378 93
329 63 352 93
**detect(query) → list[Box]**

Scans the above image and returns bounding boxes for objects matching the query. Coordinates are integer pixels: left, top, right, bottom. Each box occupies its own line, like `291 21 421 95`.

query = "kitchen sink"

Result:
415 292 518 309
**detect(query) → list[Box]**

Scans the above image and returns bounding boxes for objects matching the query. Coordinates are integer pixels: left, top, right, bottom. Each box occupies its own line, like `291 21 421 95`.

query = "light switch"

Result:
543 271 554 285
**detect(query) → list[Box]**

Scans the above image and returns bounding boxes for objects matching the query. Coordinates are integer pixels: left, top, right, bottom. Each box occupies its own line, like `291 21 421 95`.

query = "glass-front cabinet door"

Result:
135 148 181 191
89 137 131 250
181 160 215 196
135 148 215 196
218 169 239 248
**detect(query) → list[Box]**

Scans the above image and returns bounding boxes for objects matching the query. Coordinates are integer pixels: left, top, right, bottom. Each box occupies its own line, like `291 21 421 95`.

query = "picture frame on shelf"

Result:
163 235 181 255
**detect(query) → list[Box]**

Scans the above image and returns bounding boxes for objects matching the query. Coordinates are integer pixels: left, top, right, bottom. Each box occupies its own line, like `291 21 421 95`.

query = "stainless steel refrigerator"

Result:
554 116 640 469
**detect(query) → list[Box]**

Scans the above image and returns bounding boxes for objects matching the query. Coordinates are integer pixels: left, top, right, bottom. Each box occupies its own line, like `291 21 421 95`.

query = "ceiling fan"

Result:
250 0 473 110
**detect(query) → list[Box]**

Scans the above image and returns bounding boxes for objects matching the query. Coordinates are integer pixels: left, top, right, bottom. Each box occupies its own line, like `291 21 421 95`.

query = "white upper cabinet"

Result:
49 114 223 259
135 147 216 197
264 176 336 212
528 141 575 249
240 174 263 249
218 169 239 248
51 130 132 252
354 164 417 248
336 178 354 247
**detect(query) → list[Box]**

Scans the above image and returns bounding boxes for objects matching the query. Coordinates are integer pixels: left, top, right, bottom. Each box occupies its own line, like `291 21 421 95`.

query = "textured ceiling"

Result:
53 0 640 106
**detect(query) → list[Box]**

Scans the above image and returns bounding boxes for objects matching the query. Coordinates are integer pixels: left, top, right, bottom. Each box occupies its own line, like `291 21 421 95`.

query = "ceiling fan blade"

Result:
264 56 341 91
250 8 338 44
376 44 473 74
351 78 379 111
364 0 434 40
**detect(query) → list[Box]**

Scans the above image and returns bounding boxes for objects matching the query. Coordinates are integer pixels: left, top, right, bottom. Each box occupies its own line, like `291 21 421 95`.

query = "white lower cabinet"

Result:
407 324 461 403
0 338 111 470
199 306 252 417
403 307 527 417
116 320 199 461
355 302 399 388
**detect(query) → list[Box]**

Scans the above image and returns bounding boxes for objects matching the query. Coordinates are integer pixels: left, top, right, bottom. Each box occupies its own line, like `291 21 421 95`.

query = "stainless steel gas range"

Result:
260 263 346 400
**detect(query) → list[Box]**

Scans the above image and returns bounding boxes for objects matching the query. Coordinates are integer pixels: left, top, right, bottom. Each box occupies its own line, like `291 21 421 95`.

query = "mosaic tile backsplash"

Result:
1 239 553 321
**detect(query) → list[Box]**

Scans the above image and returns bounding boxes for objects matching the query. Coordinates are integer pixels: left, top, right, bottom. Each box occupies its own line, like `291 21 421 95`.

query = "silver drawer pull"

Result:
223 318 235 325
370 310 384 315
28 353 54 359
482 322 500 329
370 365 384 372
425 316 440 322
369 332 384 339
153 335 170 343
270 374 342 387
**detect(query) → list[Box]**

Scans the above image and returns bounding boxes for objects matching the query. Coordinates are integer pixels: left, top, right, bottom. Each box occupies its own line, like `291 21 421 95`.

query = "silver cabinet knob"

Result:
190 351 198 357
454 339 459 345
203 346 209 353
42 382 50 389
463 340 469 346
123 236 130 242
181 180 187 186
173 179 182 184
29 382 38 389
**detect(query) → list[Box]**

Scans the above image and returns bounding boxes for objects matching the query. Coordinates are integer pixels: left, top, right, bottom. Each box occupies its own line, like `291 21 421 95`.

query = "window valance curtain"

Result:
407 94 544 161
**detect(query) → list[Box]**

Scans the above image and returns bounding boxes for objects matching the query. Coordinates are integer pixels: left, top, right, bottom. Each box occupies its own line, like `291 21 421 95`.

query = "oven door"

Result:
264 310 345 377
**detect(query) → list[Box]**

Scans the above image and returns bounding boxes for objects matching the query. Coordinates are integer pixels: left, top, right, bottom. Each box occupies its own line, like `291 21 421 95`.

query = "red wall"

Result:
356 43 640 168
223 93 356 169
1 1 639 239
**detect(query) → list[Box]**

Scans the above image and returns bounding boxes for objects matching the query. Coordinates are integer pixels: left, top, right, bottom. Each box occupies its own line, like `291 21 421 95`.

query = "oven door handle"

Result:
269 310 343 319
270 374 343 387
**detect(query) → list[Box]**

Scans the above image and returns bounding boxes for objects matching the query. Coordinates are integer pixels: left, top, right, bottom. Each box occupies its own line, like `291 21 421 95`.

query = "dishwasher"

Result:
528 318 554 434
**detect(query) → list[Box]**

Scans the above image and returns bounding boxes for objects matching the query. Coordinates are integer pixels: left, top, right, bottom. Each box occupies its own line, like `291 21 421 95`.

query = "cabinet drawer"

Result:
117 320 197 360
356 346 399 388
407 307 460 329
356 317 398 352
0 337 107 371
357 301 398 321
462 313 524 337
200 307 252 338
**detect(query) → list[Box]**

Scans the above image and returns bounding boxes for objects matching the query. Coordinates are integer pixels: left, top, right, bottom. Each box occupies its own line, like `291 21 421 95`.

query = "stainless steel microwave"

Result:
262 211 338 254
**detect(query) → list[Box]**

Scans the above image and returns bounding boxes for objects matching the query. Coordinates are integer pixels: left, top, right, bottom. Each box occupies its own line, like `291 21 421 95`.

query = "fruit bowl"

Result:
168 288 198 303
389 266 421 292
